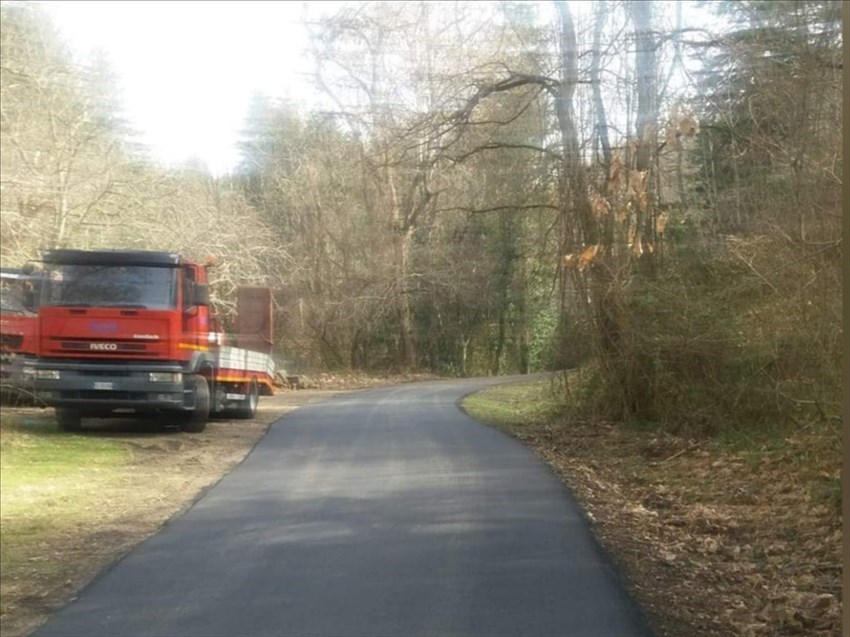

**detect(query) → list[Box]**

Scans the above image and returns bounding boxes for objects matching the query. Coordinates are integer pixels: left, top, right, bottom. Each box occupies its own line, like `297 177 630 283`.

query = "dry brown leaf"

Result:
628 171 647 196
665 106 700 148
633 233 644 257
609 153 623 191
578 244 601 271
617 207 629 224
656 213 669 236
591 195 610 219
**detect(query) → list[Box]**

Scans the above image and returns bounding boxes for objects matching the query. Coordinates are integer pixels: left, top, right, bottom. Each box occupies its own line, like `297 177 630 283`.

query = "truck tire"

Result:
56 408 83 432
233 379 259 420
180 374 210 433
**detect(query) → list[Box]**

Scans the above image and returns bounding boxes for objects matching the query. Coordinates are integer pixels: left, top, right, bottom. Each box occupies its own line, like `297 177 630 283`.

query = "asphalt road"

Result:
35 377 654 637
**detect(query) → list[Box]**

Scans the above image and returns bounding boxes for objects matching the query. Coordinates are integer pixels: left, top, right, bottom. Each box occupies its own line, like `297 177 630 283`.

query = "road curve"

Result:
34 377 654 637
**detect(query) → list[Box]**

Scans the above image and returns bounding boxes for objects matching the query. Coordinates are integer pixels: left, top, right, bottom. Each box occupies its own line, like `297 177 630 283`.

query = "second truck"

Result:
0 267 40 397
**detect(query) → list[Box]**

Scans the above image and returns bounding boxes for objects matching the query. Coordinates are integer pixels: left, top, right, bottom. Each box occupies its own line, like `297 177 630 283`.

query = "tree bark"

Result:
553 1 595 248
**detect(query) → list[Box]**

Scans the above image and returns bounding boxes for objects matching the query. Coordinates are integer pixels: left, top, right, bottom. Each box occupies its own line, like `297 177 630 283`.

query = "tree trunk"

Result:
631 0 659 273
398 227 417 370
627 0 659 416
590 1 612 172
553 1 595 248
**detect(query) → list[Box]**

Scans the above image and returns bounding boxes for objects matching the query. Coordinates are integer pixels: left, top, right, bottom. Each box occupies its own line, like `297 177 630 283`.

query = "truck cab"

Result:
0 267 40 393
31 249 274 432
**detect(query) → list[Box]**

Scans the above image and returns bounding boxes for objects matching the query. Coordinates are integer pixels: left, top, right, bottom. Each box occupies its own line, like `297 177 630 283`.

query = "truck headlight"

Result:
36 370 61 380
149 372 182 383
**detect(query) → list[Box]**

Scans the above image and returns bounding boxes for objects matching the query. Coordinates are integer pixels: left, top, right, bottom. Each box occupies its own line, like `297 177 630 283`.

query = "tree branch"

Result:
435 204 559 214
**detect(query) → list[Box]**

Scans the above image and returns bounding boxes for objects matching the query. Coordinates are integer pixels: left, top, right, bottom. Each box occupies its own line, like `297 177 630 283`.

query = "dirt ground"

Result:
0 388 349 637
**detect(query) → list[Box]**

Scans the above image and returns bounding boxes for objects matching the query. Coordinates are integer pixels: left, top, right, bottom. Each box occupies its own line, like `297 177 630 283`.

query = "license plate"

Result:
93 382 114 390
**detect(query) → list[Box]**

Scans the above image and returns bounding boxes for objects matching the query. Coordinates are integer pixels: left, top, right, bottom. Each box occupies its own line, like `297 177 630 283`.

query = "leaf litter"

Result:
510 420 841 637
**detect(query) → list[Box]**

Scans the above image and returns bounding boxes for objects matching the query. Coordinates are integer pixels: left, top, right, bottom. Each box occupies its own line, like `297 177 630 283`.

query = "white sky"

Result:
39 0 334 176
36 1 708 177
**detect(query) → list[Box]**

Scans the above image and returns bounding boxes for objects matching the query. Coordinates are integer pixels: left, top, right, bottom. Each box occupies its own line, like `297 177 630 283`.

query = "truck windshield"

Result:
42 265 177 310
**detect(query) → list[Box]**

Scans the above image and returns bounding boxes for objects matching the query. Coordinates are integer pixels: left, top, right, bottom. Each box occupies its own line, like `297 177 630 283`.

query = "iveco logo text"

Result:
90 343 118 351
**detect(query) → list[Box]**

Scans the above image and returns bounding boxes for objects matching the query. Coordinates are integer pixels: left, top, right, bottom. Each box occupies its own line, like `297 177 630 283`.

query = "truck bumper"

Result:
32 359 190 411
0 353 35 383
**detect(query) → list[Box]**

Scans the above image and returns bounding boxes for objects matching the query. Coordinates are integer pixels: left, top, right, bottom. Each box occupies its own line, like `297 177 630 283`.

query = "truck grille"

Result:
59 390 149 401
44 337 164 357
75 369 134 378
0 334 24 351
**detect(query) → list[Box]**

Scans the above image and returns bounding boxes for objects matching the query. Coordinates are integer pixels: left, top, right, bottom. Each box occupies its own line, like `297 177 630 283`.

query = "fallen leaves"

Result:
503 414 842 637
293 372 440 390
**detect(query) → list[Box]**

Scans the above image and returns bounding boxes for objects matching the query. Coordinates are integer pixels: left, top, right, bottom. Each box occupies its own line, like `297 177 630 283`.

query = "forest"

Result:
0 0 842 435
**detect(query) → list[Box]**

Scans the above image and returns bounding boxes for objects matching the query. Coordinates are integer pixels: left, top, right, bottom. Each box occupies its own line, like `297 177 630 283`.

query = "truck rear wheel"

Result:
233 379 259 420
56 408 83 432
179 374 210 433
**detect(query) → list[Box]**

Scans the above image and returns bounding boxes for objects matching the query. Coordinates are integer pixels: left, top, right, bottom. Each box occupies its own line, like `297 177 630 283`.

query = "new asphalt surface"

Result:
34 377 654 637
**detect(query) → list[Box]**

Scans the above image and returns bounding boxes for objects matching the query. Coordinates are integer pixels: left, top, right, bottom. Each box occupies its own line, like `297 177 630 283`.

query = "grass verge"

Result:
461 377 564 433
463 376 842 637
0 411 134 635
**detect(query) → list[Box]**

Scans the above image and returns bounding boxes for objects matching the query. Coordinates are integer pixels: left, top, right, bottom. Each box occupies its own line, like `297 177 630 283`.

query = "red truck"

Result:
0 267 39 394
30 249 276 432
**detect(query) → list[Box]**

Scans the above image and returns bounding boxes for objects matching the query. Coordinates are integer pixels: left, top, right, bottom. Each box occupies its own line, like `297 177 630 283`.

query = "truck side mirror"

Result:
194 284 210 306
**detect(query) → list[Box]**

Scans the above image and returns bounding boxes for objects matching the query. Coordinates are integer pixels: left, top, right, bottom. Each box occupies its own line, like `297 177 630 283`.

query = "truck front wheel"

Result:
179 374 210 433
233 379 259 420
56 408 83 432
